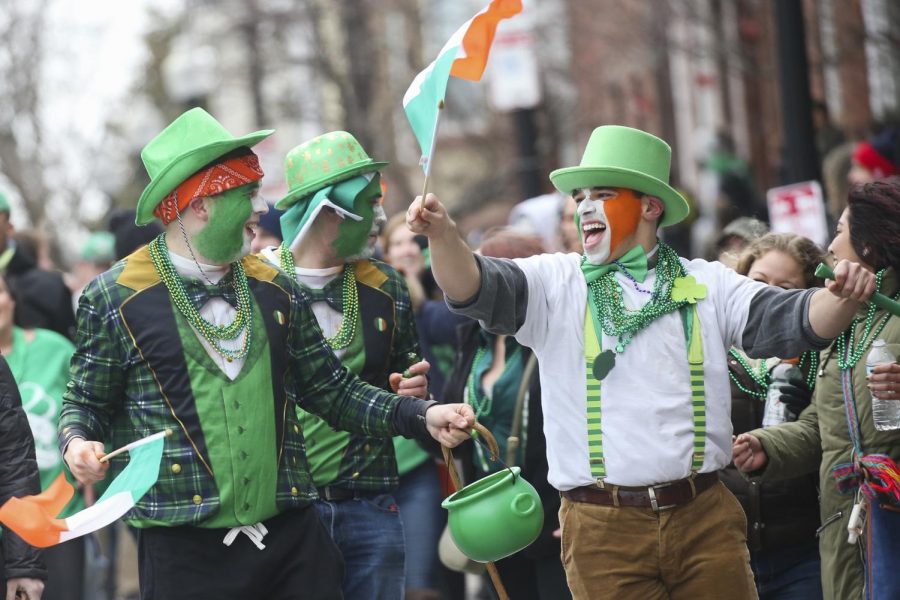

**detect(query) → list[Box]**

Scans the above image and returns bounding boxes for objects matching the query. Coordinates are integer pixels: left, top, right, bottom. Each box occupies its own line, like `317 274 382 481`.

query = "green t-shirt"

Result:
6 327 84 517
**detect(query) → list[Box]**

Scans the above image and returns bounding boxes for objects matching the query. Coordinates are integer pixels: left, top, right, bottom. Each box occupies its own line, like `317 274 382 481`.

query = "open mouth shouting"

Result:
244 221 259 240
581 220 607 250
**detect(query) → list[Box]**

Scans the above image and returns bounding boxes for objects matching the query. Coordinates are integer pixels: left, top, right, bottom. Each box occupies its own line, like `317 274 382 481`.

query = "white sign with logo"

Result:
766 180 829 247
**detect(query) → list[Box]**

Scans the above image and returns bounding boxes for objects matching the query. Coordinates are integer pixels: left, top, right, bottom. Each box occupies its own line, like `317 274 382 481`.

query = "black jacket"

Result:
441 321 560 560
0 356 46 582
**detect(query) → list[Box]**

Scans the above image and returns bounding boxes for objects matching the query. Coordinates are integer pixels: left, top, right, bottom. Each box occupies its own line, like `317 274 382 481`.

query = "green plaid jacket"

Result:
59 245 428 527
295 259 420 492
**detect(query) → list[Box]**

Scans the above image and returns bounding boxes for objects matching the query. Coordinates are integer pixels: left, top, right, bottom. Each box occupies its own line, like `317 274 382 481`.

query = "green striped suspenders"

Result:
583 303 706 482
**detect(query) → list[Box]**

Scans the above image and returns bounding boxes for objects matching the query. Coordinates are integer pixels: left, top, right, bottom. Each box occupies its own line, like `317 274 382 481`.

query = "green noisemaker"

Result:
815 263 900 318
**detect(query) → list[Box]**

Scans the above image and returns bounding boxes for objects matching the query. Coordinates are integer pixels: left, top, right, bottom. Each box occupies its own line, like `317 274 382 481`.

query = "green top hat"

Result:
135 107 274 226
549 125 689 227
275 131 388 210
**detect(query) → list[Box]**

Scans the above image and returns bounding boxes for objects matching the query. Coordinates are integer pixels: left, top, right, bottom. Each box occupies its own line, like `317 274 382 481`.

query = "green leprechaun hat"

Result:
549 126 689 227
275 131 388 211
135 108 274 226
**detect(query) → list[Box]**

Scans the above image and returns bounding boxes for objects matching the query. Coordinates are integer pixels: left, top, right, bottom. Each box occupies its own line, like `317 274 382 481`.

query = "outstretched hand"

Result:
425 403 475 447
824 259 876 302
407 194 451 238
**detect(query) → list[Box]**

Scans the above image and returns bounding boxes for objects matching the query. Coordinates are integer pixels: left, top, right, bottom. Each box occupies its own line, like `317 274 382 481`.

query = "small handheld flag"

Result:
0 431 167 547
403 0 523 174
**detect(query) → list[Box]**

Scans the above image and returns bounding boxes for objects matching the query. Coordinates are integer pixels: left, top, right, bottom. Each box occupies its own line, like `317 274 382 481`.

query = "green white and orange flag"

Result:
403 0 523 173
0 431 165 547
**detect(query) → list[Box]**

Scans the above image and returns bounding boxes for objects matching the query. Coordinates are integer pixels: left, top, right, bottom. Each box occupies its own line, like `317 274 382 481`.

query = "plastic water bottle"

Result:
762 363 800 428
867 340 899 431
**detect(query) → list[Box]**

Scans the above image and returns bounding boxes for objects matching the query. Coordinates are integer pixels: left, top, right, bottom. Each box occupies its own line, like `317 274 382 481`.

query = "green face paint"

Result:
194 184 256 265
332 176 380 259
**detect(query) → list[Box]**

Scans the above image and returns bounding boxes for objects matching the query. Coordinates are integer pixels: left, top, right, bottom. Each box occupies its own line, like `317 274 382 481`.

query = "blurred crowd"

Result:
0 117 897 600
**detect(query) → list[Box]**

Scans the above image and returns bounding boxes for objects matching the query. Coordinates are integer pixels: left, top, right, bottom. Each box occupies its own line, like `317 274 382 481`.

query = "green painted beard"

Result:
193 185 255 264
332 177 379 259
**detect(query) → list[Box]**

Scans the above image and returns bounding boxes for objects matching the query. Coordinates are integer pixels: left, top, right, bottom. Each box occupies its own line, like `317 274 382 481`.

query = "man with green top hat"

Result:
58 108 475 600
258 131 429 600
408 125 879 599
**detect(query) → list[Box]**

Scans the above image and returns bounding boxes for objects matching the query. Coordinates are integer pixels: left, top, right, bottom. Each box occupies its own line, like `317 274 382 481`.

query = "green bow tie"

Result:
581 244 649 284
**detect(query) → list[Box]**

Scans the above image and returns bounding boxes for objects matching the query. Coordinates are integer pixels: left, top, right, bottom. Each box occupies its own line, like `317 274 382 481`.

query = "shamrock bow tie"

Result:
581 244 649 284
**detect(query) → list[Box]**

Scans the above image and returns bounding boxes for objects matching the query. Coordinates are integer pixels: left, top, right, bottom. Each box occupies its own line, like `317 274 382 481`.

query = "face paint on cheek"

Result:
193 186 255 264
578 197 612 265
333 191 376 258
605 190 643 257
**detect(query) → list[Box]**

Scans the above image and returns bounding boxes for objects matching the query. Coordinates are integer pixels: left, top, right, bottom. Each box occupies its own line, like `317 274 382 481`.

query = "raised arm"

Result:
807 259 877 339
406 194 481 303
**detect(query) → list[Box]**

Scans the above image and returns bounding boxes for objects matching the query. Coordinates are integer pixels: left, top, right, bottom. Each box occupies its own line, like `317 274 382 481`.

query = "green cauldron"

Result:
441 466 543 562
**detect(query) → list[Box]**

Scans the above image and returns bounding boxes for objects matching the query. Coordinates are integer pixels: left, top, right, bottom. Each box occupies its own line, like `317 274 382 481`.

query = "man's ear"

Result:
642 196 664 222
189 197 209 221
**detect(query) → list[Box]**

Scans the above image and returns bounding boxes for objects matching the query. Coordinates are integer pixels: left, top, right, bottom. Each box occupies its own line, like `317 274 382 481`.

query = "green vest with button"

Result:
178 302 280 527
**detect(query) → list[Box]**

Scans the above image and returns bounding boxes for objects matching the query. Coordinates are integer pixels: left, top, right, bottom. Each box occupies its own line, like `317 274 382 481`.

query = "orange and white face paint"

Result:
573 187 643 265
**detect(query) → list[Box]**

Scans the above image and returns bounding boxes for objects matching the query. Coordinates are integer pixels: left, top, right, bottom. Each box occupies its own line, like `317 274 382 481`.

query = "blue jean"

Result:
866 501 900 600
750 541 822 600
315 494 405 600
393 460 445 590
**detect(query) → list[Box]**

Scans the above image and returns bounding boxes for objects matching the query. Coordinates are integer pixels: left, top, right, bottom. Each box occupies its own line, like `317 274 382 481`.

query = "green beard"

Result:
332 175 380 259
193 185 255 264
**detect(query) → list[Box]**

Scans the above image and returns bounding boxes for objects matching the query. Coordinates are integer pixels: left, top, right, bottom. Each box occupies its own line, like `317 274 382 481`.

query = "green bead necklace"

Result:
148 235 253 362
797 350 820 390
728 349 769 399
466 347 492 418
587 242 688 353
836 269 892 370
278 243 359 350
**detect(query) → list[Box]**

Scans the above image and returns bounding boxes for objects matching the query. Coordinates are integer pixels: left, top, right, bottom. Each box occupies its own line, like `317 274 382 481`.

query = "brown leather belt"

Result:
561 471 718 512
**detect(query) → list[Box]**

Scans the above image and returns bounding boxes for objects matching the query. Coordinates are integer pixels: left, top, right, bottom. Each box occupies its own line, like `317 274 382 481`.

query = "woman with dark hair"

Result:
734 180 900 599
722 232 825 599
442 228 570 600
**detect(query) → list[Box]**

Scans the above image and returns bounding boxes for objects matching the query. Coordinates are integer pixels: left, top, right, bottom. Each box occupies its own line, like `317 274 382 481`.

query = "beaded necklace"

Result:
148 235 253 362
836 269 893 370
797 350 820 390
587 242 688 353
278 243 359 350
465 347 492 418
728 349 769 399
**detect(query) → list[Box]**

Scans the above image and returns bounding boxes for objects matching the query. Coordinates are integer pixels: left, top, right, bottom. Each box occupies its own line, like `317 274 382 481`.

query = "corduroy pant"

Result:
559 481 757 600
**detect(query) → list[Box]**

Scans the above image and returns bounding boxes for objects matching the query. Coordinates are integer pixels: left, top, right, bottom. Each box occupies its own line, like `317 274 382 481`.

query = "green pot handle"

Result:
815 263 900 318
510 493 537 517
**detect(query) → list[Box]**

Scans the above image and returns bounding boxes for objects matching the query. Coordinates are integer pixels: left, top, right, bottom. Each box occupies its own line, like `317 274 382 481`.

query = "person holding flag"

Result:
407 125 879 599
258 131 428 599
56 108 474 600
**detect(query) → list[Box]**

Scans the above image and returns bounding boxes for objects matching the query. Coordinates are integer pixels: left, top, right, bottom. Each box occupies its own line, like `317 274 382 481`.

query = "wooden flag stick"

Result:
99 429 173 463
419 100 445 218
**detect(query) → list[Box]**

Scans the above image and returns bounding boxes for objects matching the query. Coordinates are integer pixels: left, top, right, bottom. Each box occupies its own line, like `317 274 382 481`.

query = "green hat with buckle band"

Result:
549 125 690 227
276 131 387 251
135 108 274 226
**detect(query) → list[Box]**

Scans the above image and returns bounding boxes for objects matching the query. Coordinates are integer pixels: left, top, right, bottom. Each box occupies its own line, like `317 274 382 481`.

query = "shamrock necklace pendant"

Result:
593 349 616 380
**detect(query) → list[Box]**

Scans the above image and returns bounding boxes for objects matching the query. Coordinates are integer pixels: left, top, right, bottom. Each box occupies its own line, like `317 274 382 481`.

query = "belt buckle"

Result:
322 487 340 501
647 485 677 513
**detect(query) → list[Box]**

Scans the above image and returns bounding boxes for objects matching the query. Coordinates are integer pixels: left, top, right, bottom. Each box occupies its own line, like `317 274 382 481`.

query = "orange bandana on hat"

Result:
154 152 264 224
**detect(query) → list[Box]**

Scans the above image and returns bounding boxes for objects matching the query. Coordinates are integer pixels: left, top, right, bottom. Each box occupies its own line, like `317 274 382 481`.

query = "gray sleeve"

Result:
444 254 528 335
741 286 832 359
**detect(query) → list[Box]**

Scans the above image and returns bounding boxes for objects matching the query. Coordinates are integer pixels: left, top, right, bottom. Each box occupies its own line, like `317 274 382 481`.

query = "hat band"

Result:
155 152 264 225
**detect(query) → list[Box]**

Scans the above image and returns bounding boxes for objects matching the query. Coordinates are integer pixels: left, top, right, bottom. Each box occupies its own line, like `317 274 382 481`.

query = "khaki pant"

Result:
559 481 757 600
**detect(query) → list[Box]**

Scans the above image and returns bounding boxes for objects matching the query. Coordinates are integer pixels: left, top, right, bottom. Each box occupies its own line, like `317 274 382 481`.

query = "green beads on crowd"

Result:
148 235 253 362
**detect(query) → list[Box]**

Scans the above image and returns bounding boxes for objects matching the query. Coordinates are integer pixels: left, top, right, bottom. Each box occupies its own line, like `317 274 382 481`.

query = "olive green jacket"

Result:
752 268 900 600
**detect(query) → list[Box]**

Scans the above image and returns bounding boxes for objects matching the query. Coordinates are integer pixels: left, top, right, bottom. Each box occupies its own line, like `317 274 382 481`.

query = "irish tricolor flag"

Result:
0 431 165 547
403 0 523 172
